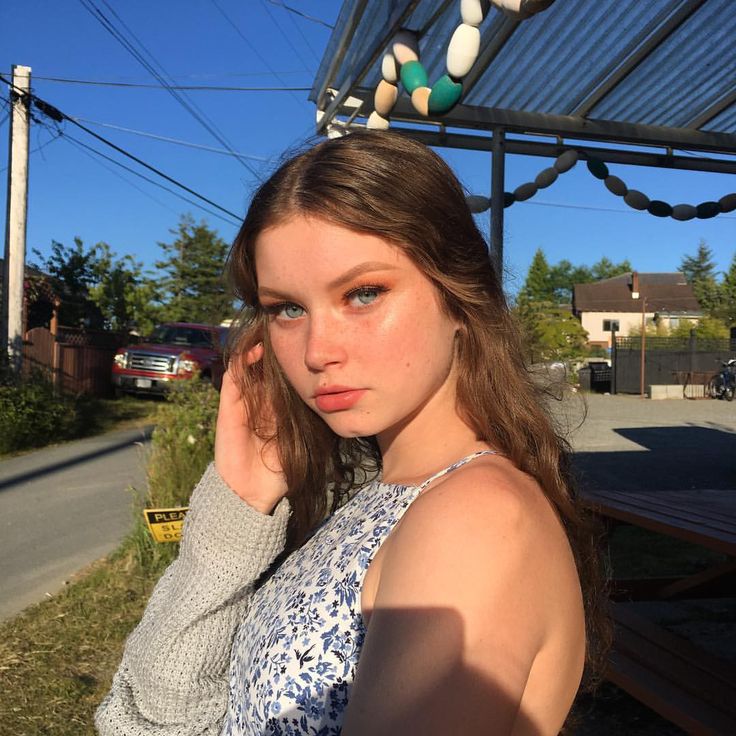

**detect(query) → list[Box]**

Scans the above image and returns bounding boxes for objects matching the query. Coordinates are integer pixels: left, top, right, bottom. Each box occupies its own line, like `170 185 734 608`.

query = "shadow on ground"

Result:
573 425 736 492
570 424 734 735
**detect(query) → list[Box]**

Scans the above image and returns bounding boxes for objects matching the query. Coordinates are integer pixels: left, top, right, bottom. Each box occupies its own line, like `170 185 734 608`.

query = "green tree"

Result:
679 239 721 315
546 256 630 304
88 243 162 334
590 256 632 281
156 216 233 325
670 315 730 340
548 260 592 304
32 238 105 327
33 239 160 332
714 252 736 327
520 248 554 303
515 299 588 362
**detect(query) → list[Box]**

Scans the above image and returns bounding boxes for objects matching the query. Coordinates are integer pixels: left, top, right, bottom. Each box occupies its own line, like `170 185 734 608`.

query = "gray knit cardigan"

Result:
95 462 291 735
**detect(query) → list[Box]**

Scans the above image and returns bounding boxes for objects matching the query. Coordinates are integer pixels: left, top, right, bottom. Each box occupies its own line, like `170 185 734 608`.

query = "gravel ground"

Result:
555 392 736 735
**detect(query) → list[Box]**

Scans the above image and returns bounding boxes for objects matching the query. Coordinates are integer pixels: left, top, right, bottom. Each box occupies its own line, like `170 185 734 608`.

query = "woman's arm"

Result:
97 358 291 735
343 462 583 736
96 463 290 735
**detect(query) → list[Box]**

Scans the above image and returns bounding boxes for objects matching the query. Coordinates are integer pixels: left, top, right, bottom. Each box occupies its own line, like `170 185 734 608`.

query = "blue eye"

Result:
348 287 384 306
281 303 304 319
264 302 304 320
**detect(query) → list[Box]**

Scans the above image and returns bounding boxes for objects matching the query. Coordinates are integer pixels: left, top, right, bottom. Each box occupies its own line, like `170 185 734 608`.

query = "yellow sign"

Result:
144 507 189 543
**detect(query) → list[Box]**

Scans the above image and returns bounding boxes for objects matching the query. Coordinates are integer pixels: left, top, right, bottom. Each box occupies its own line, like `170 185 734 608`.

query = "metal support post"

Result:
490 128 505 281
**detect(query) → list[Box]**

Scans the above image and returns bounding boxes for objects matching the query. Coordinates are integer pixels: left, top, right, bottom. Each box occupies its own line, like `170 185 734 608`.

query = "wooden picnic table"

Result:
580 487 736 557
580 487 736 735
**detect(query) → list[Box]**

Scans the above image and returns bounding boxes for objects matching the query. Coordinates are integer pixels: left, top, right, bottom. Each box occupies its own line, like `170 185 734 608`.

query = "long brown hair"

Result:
226 130 610 687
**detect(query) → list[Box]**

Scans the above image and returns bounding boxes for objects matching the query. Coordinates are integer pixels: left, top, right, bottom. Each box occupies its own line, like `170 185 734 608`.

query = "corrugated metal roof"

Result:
311 0 736 153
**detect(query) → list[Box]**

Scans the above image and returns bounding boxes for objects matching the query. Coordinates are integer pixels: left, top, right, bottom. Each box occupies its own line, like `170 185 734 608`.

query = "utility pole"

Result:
2 65 32 372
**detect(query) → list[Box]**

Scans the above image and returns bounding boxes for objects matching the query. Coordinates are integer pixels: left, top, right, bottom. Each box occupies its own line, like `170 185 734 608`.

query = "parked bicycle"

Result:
708 359 736 401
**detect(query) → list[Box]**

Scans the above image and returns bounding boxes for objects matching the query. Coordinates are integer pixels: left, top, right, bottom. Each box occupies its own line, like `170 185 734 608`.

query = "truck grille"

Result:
129 352 174 374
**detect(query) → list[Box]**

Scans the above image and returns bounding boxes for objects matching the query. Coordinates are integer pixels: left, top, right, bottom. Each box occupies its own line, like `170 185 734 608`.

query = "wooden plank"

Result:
609 604 736 734
581 488 736 556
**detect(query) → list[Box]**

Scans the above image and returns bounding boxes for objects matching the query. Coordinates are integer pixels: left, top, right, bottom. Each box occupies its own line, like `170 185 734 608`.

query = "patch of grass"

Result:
608 524 728 579
0 545 156 736
0 379 218 734
76 396 162 436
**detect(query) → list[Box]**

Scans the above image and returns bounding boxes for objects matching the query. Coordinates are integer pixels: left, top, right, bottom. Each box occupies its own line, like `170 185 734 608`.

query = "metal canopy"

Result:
310 0 736 167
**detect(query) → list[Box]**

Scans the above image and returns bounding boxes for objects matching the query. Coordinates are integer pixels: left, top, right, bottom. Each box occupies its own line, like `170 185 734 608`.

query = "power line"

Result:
265 0 333 29
59 129 241 226
0 73 243 221
522 199 736 219
209 0 308 112
276 0 323 66
78 0 261 180
260 0 314 74
71 116 270 161
60 131 184 219
0 127 63 174
32 75 311 91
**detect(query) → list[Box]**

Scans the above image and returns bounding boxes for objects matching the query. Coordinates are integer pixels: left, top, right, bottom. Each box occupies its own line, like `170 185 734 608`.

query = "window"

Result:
602 319 619 332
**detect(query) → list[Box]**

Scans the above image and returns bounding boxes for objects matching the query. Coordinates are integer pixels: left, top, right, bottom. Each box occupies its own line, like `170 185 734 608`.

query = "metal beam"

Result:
490 129 505 280
315 0 369 110
400 129 736 174
572 0 706 117
316 0 421 134
376 95 736 154
685 89 736 130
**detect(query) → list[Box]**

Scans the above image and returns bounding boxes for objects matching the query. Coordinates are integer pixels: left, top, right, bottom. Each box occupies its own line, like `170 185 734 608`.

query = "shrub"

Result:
126 377 219 572
0 369 77 454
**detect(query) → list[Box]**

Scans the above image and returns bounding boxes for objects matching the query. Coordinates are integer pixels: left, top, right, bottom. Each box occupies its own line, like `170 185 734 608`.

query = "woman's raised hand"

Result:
214 343 289 515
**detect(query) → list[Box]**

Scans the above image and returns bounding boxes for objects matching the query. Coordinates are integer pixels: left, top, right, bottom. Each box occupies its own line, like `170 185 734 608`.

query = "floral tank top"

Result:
222 450 497 735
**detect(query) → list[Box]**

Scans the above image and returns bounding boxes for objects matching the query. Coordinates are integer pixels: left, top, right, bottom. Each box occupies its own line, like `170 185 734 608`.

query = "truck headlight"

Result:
113 352 127 368
177 354 200 375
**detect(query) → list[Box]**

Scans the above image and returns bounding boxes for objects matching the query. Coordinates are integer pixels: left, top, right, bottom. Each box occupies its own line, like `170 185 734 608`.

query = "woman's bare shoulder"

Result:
377 454 577 622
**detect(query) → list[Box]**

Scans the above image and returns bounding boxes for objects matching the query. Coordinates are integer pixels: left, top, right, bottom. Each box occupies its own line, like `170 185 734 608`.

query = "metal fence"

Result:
613 336 735 395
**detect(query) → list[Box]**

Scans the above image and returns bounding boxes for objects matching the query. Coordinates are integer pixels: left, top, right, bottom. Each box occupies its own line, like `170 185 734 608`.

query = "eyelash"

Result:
262 284 389 320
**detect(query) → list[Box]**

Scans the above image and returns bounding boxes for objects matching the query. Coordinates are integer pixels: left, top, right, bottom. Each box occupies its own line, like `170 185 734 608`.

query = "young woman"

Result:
97 131 608 735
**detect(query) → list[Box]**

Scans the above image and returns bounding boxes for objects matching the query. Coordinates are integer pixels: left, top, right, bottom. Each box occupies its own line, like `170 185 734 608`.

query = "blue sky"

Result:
1 0 734 296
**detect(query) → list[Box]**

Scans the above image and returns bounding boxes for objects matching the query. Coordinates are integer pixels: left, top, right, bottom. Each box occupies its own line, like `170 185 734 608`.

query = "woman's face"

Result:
255 215 460 442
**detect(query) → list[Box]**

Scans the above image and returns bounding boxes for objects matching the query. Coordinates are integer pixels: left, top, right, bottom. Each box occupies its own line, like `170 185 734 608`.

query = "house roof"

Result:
573 272 701 313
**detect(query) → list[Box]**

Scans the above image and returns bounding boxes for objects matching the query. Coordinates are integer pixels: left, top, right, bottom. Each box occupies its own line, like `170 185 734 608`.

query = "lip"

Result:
313 386 366 412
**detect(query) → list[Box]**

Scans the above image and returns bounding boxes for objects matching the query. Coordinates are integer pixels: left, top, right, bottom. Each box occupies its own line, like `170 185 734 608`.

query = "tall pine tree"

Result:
679 239 720 315
156 216 233 325
520 248 554 303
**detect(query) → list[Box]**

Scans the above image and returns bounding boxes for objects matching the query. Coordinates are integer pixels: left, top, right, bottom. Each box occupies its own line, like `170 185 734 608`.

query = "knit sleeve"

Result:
95 462 291 735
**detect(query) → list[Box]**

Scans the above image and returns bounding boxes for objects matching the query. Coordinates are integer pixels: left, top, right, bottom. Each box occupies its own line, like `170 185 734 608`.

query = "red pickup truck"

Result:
112 322 228 397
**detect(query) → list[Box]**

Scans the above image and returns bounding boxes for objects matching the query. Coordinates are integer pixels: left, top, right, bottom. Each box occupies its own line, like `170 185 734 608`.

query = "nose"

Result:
304 311 347 371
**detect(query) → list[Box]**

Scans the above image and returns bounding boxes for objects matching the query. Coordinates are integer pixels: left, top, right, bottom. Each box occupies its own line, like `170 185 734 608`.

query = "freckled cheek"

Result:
268 327 305 379
369 306 437 372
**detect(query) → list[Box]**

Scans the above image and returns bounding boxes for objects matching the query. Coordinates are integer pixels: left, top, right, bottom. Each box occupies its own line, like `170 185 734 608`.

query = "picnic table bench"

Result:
581 487 736 734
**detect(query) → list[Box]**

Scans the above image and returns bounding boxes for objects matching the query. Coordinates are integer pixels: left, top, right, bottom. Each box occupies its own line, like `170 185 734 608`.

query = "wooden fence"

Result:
22 326 133 397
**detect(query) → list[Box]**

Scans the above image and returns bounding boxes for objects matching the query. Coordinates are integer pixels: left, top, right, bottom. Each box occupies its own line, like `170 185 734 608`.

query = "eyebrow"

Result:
258 261 399 300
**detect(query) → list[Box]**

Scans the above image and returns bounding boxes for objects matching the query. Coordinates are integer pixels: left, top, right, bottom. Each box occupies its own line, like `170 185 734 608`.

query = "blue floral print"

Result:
221 450 496 735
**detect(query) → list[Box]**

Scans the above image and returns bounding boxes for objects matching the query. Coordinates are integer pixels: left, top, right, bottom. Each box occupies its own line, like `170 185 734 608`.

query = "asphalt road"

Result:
0 427 152 620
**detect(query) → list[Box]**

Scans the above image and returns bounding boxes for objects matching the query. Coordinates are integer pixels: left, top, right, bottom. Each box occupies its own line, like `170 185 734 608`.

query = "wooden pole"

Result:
2 65 32 372
640 296 647 398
